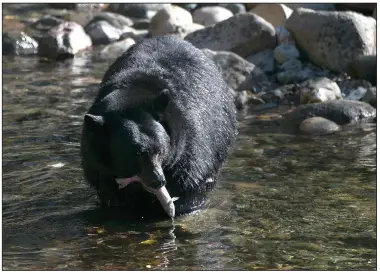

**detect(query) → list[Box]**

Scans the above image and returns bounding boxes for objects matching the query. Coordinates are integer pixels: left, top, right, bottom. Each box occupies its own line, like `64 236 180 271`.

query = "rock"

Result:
299 77 342 104
277 69 314 84
100 38 135 60
345 87 368 101
86 12 134 29
185 13 276 57
361 87 377 108
48 3 106 10
202 49 269 91
299 116 340 135
107 3 170 20
273 44 300 64
337 78 373 96
38 21 92 60
285 4 335 11
85 20 125 44
149 5 193 37
286 8 377 72
278 58 303 72
345 55 377 86
3 31 38 55
220 3 246 15
286 99 376 125
29 15 64 32
120 29 148 42
249 4 293 27
235 90 249 109
192 6 233 26
275 26 295 45
246 49 275 74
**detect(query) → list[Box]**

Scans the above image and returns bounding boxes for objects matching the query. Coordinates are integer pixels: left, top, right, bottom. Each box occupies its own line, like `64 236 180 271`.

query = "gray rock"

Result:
275 26 295 45
185 13 276 57
220 3 246 14
286 99 376 125
3 31 38 55
246 49 275 74
107 3 170 20
273 44 300 64
345 87 368 101
38 21 92 60
149 5 193 37
85 20 125 44
192 6 233 26
278 58 303 72
346 55 377 86
276 69 314 84
100 37 136 60
361 87 376 108
120 29 148 42
337 78 373 96
86 12 134 29
202 48 269 91
286 8 377 72
299 116 340 135
299 77 342 104
249 3 293 27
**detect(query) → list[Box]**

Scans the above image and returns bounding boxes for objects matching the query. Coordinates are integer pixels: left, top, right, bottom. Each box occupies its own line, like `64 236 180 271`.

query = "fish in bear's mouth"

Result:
115 176 179 218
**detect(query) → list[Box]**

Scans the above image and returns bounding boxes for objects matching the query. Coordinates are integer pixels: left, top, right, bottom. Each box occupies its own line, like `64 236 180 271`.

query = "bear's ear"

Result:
84 114 105 130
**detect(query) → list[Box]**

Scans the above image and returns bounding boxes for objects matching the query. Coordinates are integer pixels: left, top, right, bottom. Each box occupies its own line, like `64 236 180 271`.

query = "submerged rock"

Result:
299 116 340 135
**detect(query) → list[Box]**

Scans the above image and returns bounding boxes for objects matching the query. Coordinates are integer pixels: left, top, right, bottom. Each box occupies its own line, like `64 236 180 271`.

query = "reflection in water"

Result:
2 50 376 270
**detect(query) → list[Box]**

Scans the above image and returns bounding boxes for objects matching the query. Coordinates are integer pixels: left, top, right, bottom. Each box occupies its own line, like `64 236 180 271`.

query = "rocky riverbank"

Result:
3 3 377 135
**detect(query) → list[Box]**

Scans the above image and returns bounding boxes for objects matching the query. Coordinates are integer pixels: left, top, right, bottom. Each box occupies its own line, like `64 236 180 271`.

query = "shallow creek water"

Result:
2 6 377 268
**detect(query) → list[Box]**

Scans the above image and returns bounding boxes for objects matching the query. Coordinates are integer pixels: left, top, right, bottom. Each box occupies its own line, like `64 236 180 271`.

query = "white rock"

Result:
149 5 193 37
299 77 343 104
192 6 233 26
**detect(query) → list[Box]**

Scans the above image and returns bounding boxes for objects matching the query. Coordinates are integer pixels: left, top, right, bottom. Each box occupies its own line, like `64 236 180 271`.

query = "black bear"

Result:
80 36 237 219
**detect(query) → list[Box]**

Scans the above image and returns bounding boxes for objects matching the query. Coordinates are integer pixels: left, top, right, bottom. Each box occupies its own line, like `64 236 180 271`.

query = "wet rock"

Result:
29 15 64 32
361 87 376 108
220 3 246 15
249 4 293 27
299 77 342 104
275 26 295 45
278 58 303 72
286 8 377 72
149 5 193 37
345 55 377 86
107 3 170 20
86 12 134 29
273 44 300 64
345 87 367 101
285 3 335 11
192 6 233 27
3 32 39 56
276 69 314 84
202 49 269 91
85 20 124 44
185 13 276 57
38 21 92 60
100 38 135 60
286 99 376 126
299 116 340 135
120 29 148 42
246 49 275 74
48 3 106 11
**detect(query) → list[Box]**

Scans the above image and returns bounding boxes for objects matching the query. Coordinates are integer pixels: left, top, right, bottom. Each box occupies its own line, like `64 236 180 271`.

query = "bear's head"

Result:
83 107 170 190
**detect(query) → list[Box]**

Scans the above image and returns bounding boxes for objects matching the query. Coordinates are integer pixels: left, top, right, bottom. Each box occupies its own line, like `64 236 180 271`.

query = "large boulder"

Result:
192 6 233 26
286 8 377 72
185 13 276 57
345 55 377 86
202 49 269 91
38 21 92 60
